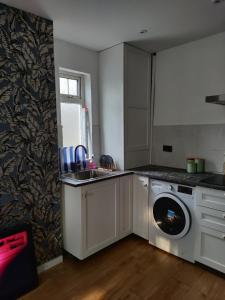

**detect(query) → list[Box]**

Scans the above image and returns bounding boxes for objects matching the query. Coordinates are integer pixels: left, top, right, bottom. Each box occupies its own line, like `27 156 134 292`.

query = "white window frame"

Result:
59 71 88 152
59 72 84 105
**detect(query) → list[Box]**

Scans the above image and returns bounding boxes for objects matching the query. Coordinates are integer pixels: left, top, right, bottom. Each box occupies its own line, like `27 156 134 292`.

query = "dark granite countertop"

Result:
61 170 133 188
197 174 225 191
61 164 225 191
131 165 213 188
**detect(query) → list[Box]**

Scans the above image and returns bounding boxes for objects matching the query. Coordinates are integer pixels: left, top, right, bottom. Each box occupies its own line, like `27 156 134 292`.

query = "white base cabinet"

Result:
83 179 119 256
119 175 133 238
63 175 133 260
195 187 225 274
133 175 149 240
196 226 225 273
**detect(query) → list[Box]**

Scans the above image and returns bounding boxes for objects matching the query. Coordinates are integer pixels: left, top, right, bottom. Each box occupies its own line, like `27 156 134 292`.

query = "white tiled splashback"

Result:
152 124 225 173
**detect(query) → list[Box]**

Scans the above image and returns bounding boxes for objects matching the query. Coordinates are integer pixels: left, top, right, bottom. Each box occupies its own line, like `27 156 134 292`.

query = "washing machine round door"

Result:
153 193 191 239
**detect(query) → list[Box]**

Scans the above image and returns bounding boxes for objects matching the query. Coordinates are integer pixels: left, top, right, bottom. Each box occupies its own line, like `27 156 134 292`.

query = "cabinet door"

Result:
124 45 151 169
119 175 133 238
133 175 149 240
63 185 83 259
195 226 225 273
82 179 119 256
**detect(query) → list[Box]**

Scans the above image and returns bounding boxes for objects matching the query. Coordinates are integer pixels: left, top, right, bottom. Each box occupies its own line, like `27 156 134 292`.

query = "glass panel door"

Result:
153 197 189 236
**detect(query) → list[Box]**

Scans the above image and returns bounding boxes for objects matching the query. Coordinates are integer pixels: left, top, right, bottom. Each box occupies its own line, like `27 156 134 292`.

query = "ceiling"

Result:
1 0 225 52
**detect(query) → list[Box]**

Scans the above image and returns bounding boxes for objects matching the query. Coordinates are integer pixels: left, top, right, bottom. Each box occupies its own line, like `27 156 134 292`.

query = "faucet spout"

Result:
74 145 87 171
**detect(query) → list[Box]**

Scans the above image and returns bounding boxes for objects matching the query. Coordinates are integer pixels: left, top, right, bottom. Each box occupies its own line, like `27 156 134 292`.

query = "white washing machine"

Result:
149 180 196 262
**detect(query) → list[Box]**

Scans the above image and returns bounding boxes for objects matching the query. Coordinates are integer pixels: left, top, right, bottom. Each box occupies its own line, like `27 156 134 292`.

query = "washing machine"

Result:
149 180 196 262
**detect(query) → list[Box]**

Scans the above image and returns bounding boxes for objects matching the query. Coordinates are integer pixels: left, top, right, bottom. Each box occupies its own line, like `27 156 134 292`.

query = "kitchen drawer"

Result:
197 206 225 233
196 187 225 211
195 226 225 273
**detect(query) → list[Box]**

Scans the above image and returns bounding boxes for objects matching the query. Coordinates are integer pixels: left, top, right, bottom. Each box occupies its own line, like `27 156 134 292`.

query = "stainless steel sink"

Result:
63 169 111 181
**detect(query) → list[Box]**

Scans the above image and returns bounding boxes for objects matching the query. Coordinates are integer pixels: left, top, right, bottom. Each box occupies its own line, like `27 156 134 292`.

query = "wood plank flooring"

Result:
20 235 225 300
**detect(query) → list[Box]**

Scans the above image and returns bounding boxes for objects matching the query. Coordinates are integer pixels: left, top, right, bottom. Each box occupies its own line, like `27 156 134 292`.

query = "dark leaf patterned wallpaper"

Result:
0 3 62 264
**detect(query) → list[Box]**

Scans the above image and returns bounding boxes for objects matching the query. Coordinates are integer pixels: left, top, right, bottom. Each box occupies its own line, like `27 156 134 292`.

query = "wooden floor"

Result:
20 235 225 300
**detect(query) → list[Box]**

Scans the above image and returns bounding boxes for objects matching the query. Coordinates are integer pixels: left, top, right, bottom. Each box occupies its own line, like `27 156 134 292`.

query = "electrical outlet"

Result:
163 145 173 152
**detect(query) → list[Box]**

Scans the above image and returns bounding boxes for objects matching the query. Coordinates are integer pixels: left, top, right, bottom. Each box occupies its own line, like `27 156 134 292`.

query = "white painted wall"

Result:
54 38 100 159
154 31 225 126
99 44 125 169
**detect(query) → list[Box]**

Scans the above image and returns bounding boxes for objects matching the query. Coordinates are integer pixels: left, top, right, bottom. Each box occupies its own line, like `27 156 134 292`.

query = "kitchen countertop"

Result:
131 165 214 188
61 170 133 187
196 174 225 191
61 164 225 191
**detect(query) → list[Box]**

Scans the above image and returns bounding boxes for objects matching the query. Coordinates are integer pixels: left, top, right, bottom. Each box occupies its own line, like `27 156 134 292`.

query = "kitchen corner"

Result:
1 1 225 299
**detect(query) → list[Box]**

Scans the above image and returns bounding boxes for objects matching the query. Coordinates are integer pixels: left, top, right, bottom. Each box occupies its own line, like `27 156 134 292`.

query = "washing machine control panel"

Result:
151 181 177 194
151 180 193 197
177 185 193 195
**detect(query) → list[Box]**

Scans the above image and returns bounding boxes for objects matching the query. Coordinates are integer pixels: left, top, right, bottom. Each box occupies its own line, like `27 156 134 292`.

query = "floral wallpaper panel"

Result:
0 3 62 265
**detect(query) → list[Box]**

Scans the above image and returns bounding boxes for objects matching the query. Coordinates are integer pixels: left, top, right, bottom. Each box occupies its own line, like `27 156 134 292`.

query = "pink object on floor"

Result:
0 231 28 279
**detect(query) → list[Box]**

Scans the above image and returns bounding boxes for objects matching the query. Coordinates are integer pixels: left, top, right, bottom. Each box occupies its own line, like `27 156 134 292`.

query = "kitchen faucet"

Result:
74 145 87 171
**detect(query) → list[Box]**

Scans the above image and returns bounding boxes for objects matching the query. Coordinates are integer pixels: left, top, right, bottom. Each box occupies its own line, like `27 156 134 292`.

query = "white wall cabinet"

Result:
63 175 133 259
195 187 225 273
99 43 151 169
124 45 150 169
154 32 225 126
133 175 149 240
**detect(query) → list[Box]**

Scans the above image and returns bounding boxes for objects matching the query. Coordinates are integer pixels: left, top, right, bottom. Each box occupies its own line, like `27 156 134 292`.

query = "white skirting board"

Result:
37 255 63 274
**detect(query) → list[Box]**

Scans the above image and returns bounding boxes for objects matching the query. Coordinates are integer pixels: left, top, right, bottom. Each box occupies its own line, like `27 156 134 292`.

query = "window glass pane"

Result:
61 103 81 147
68 79 78 96
60 78 68 94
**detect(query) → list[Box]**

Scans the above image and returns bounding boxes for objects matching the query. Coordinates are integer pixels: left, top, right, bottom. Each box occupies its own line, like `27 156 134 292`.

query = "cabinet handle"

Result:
140 180 148 187
85 192 94 198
